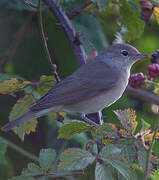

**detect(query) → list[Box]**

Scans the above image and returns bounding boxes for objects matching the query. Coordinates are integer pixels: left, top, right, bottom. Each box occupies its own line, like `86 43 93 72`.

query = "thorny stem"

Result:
38 0 60 83
1 136 38 162
144 118 159 179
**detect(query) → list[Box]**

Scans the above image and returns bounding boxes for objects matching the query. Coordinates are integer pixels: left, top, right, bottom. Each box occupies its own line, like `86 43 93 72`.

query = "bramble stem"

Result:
1 136 38 162
144 118 159 179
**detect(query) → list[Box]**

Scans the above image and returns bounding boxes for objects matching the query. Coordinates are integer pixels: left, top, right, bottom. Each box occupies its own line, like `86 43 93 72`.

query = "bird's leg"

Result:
97 111 104 125
96 111 104 153
80 114 98 128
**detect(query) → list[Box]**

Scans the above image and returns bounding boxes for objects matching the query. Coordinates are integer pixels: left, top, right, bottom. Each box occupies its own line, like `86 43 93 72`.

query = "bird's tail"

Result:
1 111 35 132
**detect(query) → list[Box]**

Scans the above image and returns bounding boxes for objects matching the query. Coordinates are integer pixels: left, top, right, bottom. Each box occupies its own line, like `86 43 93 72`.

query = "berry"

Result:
151 57 157 64
147 64 159 78
129 73 146 88
152 52 158 58
150 50 159 64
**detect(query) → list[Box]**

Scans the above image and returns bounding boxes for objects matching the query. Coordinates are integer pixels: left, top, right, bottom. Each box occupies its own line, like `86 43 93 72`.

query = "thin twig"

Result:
24 0 38 8
1 136 39 162
38 0 60 83
67 1 92 19
144 118 159 179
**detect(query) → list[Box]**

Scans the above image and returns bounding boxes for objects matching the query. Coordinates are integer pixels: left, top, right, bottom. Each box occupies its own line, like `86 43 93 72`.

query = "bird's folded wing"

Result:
30 59 120 111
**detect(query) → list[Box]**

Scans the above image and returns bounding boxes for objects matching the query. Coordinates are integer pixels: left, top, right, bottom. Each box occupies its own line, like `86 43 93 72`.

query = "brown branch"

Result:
24 0 38 8
126 85 159 105
38 0 60 83
42 0 87 65
67 1 92 19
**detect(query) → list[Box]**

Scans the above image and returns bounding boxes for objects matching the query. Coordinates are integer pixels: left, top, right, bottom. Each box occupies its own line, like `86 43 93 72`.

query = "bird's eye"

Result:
121 50 129 56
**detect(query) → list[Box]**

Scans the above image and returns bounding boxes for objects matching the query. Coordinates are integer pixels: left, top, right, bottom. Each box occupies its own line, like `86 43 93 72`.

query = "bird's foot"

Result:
81 114 98 128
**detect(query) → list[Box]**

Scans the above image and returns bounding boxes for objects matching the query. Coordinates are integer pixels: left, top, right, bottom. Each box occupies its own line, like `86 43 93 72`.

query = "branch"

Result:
38 0 60 83
67 1 92 19
1 136 38 162
126 86 159 105
144 118 159 179
42 0 87 65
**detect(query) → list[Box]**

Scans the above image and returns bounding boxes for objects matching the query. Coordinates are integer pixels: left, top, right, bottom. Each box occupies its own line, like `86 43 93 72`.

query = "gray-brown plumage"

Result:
1 44 148 131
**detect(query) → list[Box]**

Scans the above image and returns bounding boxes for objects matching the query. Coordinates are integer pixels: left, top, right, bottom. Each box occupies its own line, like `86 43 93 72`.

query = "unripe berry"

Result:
129 73 146 88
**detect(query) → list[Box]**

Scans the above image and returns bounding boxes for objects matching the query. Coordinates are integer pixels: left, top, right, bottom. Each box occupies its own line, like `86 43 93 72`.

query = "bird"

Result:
1 43 148 132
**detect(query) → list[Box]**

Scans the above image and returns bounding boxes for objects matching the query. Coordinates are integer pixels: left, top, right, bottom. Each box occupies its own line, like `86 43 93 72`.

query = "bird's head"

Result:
103 43 148 68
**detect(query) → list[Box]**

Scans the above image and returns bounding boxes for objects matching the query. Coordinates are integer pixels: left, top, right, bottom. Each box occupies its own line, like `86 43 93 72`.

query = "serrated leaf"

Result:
58 121 91 139
120 0 145 41
58 148 95 171
0 137 7 165
39 148 56 172
114 109 137 135
9 94 37 141
0 78 30 94
95 123 117 139
115 139 136 163
28 163 41 173
135 141 147 171
104 158 132 179
37 75 56 96
102 144 121 157
95 163 114 180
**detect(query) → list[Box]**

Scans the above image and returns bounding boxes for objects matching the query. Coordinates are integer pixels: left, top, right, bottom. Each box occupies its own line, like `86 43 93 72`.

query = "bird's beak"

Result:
133 53 149 60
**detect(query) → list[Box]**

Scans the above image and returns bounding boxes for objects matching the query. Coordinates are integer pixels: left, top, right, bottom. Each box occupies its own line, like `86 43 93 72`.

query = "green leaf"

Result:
104 158 132 179
0 73 24 82
0 78 30 94
9 177 35 180
37 75 56 96
28 163 41 173
39 148 56 172
58 148 95 171
58 121 91 139
0 0 37 11
119 0 145 41
92 0 110 12
102 144 121 157
140 119 151 136
114 109 137 135
135 141 147 171
9 94 38 141
115 139 136 163
95 123 117 139
0 137 7 165
151 168 159 180
95 163 114 180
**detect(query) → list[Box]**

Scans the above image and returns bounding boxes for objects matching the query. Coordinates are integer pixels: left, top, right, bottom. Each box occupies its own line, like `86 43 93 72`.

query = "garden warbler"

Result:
1 43 148 131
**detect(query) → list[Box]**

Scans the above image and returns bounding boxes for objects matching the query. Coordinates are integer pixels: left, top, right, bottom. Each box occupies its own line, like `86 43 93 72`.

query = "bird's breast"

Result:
63 69 130 114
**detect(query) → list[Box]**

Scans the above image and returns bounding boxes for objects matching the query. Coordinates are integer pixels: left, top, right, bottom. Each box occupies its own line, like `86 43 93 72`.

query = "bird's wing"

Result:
30 59 120 111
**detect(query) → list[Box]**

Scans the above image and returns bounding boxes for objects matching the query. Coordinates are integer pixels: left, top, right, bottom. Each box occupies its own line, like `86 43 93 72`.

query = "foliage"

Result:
1 0 159 179
9 94 37 141
0 137 7 165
